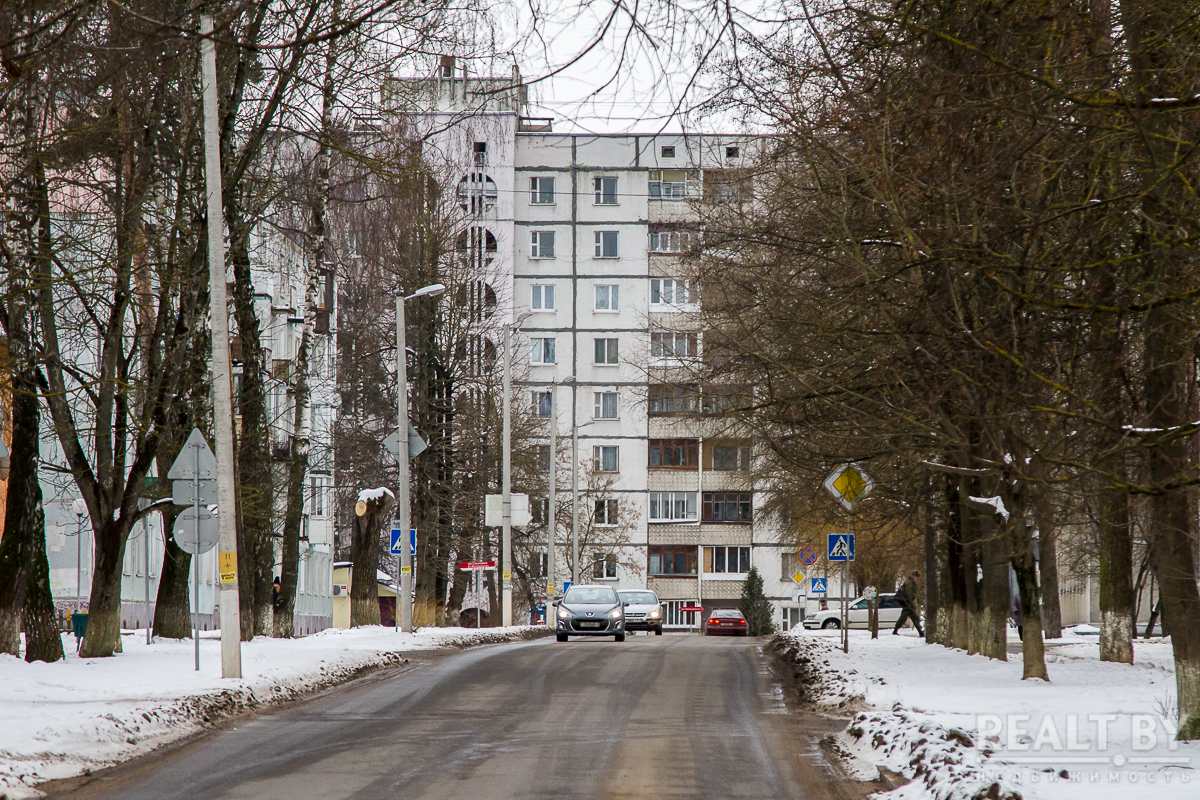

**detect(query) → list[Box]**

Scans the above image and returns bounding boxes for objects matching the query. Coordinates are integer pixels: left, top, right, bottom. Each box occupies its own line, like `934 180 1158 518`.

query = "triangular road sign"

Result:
167 428 218 480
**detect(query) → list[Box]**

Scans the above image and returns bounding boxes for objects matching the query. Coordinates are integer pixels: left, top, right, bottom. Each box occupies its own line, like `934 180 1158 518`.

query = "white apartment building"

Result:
400 61 801 630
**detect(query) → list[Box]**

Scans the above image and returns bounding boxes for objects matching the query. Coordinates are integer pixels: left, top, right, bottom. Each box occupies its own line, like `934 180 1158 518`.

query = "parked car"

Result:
802 593 905 630
555 585 625 642
703 608 749 636
617 590 664 635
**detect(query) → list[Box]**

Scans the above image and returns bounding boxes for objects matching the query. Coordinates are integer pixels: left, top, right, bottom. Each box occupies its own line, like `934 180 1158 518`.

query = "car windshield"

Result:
619 592 658 604
564 586 618 605
712 609 743 618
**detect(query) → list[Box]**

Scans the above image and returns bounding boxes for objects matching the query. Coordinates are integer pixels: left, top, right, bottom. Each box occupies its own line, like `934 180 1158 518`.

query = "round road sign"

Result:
797 545 819 566
173 507 219 554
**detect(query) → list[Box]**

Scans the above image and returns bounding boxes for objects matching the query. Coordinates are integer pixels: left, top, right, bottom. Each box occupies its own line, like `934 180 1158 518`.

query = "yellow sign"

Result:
218 551 237 584
401 566 411 575
792 571 805 584
823 463 875 511
547 583 556 596
503 569 511 581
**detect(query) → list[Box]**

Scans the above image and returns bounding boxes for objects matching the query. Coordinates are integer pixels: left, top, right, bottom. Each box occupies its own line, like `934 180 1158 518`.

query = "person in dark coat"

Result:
1010 592 1024 641
892 570 925 637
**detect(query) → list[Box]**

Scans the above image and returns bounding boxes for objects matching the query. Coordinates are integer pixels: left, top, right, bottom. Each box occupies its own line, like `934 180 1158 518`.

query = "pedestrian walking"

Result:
1010 592 1024 641
892 570 925 637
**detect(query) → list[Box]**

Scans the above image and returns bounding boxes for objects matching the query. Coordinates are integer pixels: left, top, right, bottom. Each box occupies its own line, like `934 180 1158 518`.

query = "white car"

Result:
802 593 908 629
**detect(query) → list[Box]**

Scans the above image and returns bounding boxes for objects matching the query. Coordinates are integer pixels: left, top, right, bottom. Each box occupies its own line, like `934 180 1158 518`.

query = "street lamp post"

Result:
396 283 445 634
501 311 532 627
570 417 598 586
72 498 86 608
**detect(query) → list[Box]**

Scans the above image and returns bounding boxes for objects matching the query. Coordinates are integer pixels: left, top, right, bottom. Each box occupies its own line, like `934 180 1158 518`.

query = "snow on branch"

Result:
357 487 395 503
967 495 1009 521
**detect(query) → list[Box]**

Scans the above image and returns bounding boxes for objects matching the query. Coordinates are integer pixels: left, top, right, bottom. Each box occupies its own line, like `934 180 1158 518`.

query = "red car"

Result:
704 609 749 636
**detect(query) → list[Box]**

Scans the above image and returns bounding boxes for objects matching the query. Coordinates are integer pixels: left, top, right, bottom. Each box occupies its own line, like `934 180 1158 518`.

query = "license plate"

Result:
579 621 603 628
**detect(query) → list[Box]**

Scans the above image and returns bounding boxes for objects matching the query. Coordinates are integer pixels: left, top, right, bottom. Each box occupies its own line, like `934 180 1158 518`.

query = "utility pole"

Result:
571 416 579 586
501 312 531 626
547 379 558 599
200 13 241 679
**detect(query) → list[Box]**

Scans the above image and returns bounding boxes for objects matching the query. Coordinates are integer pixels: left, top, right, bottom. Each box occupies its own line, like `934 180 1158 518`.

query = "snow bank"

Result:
774 629 1198 800
0 625 547 798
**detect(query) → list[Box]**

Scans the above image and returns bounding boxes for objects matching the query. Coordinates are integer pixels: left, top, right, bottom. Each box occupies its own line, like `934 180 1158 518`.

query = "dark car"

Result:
704 609 749 636
555 584 626 642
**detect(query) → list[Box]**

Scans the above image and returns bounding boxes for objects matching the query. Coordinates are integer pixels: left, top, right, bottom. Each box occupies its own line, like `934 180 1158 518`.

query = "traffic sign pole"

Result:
193 447 200 670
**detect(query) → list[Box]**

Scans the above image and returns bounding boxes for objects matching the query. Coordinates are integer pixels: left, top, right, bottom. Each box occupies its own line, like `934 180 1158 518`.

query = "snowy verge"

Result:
0 625 551 798
768 628 1199 800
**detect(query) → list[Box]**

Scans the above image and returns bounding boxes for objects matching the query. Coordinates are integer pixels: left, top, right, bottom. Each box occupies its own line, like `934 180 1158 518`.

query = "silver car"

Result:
555 585 625 642
617 590 663 635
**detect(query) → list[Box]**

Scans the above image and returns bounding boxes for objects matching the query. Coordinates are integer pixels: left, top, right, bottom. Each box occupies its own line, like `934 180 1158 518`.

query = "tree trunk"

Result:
153 522 194 639
1006 486 1047 681
228 222 274 640
924 479 945 644
0 375 39 656
80 519 133 657
351 491 393 627
22 487 64 663
1098 483 1134 663
945 475 969 650
1036 496 1063 639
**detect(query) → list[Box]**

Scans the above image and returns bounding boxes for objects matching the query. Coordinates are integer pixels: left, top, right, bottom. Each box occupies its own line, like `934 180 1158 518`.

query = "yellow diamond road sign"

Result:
792 570 805 584
824 463 875 511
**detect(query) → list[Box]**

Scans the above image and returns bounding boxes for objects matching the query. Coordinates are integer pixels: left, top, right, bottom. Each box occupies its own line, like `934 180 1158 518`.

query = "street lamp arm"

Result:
404 283 446 300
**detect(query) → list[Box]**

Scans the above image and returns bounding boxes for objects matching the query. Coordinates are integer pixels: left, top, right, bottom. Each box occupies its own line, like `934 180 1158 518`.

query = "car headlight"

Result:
648 610 660 619
558 607 572 620
608 608 623 619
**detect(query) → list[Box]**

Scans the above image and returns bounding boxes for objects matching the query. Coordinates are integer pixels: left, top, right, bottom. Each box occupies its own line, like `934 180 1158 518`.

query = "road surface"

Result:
51 635 874 800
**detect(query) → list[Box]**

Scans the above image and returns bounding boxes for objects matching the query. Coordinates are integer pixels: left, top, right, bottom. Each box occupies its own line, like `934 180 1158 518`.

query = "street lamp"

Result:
501 310 533 627
546 375 574 599
71 498 86 608
571 417 599 585
396 282 445 633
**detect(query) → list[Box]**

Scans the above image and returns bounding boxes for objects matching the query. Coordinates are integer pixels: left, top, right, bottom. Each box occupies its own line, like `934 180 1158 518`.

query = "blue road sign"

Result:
391 527 418 556
811 577 828 594
828 533 855 562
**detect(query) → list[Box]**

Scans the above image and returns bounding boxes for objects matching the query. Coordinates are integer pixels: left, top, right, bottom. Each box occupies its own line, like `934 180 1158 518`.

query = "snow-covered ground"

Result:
778 626 1198 800
0 625 546 798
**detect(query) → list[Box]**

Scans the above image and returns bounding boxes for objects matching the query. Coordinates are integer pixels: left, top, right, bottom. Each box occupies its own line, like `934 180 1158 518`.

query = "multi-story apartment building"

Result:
400 61 800 630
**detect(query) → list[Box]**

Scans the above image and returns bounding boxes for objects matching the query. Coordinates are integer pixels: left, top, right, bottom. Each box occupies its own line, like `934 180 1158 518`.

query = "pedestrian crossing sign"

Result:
827 533 855 562
811 577 828 594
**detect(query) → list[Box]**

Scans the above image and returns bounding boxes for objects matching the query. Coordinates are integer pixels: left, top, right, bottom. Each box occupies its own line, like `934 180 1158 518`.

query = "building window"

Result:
649 545 698 574
532 391 552 417
537 444 551 471
649 492 698 522
594 230 619 258
594 391 619 419
648 169 693 199
781 551 798 582
726 144 739 158
649 231 690 253
309 475 329 517
594 284 619 311
711 442 751 471
594 338 619 365
531 337 556 364
456 173 497 213
531 230 556 259
665 599 699 626
593 551 618 578
531 283 555 310
702 492 753 523
594 176 618 204
530 176 555 204
593 445 619 472
704 546 751 574
650 278 693 306
661 144 676 158
648 384 697 415
650 330 699 362
532 497 550 525
594 500 619 526
648 438 698 468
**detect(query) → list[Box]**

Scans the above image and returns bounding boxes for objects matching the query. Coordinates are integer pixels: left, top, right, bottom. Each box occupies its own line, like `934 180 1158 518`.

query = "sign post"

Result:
824 463 872 654
168 428 219 670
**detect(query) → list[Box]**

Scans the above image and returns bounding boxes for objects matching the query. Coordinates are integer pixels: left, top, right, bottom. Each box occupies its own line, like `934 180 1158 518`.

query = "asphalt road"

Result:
52 635 872 800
